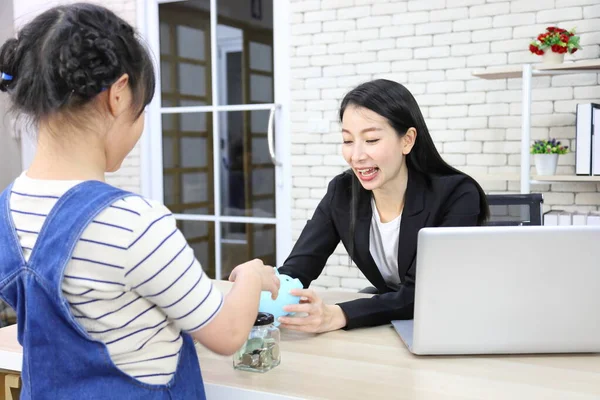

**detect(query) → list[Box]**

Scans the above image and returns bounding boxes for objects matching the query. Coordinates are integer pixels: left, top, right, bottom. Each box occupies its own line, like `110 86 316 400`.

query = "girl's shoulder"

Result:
103 195 175 232
109 195 168 215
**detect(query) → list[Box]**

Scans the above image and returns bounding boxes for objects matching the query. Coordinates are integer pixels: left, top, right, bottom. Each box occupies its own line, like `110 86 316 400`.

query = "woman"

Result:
277 79 489 332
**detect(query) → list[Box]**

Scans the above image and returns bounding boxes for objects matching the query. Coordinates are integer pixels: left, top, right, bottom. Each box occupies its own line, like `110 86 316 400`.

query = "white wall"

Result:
11 0 140 193
0 0 22 189
289 0 600 291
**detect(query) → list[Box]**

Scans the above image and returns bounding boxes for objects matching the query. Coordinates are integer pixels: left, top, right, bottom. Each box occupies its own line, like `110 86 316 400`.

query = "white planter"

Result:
534 153 559 176
542 51 565 64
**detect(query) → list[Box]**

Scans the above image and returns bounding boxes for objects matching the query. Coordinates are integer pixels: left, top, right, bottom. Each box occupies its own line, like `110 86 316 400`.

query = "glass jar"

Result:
233 312 281 373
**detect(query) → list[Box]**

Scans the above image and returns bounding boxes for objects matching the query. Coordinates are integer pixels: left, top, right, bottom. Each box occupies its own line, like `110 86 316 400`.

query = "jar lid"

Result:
254 312 274 326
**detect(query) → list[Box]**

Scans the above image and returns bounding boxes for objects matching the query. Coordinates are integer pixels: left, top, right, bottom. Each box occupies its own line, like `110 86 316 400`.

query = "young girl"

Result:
0 3 278 399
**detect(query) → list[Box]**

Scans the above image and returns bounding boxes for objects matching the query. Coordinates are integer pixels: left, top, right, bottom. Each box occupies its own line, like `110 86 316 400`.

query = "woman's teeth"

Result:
358 168 378 176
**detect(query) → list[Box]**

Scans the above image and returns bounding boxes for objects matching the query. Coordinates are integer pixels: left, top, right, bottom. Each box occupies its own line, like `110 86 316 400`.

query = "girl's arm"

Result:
191 260 278 355
125 202 278 356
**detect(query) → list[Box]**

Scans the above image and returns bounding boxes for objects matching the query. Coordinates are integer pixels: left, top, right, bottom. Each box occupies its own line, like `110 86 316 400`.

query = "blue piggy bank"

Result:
259 270 303 326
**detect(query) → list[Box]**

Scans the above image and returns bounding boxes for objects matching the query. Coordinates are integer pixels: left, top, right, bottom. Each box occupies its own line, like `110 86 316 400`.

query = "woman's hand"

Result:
278 289 347 333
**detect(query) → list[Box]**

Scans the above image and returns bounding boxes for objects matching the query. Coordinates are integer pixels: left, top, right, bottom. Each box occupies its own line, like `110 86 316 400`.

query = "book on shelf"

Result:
544 210 600 226
588 211 600 226
572 212 588 226
543 210 569 225
575 103 600 176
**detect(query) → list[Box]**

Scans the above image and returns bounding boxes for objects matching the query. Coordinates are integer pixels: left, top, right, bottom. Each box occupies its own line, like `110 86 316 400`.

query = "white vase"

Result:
534 153 559 176
542 51 565 64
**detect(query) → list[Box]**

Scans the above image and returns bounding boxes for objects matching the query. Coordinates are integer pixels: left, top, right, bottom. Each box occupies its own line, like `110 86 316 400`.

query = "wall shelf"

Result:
472 59 600 194
531 175 600 183
473 59 600 80
475 174 600 183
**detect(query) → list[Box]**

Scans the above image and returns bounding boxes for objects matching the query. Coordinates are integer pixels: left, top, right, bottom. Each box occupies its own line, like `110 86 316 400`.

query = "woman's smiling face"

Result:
341 105 415 192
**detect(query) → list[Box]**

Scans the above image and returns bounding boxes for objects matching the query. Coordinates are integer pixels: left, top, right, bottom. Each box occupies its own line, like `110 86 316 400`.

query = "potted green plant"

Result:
530 139 569 176
529 26 581 64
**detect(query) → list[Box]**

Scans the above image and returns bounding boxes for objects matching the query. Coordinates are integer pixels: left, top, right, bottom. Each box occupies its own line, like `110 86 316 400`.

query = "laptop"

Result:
393 225 600 355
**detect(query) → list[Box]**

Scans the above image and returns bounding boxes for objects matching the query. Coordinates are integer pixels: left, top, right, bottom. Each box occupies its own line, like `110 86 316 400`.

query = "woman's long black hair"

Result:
339 79 489 259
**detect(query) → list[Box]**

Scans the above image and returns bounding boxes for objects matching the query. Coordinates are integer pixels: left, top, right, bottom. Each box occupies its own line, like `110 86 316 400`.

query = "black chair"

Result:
485 193 543 226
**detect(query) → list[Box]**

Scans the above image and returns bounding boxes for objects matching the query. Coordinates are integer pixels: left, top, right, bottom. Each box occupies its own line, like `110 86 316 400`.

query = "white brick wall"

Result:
289 0 600 291
96 0 140 193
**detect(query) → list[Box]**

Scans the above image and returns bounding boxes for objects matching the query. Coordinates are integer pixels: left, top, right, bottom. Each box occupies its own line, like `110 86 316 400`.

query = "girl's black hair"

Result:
339 79 489 258
0 3 155 122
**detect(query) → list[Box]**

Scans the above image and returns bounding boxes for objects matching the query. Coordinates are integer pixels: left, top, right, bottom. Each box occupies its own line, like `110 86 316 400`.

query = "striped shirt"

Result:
9 173 223 385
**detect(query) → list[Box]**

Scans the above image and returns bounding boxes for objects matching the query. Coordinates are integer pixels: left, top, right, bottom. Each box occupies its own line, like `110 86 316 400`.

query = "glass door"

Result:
143 0 291 280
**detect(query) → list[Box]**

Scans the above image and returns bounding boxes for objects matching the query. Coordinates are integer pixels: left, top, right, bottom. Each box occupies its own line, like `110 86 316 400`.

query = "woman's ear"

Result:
402 127 417 155
106 74 130 117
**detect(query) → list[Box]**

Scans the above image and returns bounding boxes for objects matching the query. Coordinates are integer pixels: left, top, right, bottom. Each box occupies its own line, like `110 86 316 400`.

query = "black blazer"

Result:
278 169 482 330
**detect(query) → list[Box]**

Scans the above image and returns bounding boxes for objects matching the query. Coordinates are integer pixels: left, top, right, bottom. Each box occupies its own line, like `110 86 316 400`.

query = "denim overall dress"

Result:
0 181 207 399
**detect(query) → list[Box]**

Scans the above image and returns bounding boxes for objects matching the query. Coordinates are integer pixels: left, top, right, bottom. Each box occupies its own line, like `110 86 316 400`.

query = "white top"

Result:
8 173 223 384
369 197 402 290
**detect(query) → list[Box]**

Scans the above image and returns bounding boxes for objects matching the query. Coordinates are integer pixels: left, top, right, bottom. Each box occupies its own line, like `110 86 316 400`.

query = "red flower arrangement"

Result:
529 26 581 55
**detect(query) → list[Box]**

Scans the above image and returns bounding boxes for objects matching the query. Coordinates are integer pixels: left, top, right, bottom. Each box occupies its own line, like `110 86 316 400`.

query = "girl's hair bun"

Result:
58 26 122 99
0 38 18 92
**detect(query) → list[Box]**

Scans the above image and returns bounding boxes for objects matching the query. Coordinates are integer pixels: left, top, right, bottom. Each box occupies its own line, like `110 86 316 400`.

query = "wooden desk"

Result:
1 281 600 399
0 324 21 400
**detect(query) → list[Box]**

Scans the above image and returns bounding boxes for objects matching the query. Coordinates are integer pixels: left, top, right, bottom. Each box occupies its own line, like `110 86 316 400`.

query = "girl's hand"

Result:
278 289 347 333
229 259 280 300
